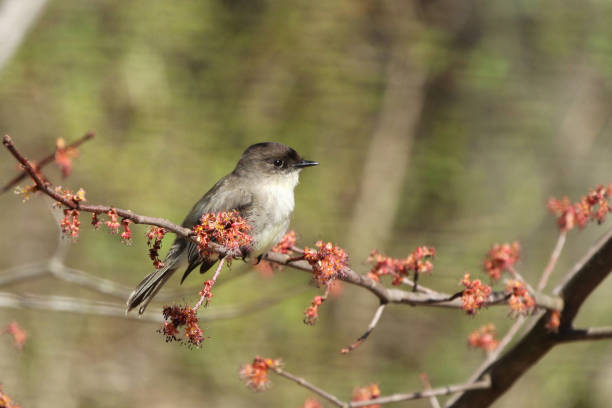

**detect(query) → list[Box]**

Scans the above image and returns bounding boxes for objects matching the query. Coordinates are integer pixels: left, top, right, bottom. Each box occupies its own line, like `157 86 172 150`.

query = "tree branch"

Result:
557 327 612 343
1 132 94 194
446 227 612 407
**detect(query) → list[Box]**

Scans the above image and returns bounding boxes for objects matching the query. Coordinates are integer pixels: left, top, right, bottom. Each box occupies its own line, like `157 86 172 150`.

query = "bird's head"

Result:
234 142 318 178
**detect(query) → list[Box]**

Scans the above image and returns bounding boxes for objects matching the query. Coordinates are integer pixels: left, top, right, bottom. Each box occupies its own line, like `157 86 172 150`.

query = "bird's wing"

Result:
180 175 253 277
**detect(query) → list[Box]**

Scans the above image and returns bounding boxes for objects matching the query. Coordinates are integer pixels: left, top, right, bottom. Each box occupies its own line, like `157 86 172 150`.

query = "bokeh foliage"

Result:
2 0 612 406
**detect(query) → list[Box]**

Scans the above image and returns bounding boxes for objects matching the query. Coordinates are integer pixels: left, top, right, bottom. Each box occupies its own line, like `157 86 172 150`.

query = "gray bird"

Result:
126 142 318 314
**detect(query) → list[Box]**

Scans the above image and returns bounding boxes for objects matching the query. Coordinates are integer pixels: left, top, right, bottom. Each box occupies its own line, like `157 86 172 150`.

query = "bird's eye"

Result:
273 159 284 168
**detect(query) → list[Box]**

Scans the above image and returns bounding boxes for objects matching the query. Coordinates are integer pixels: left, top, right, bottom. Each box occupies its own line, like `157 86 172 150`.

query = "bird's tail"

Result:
126 243 183 315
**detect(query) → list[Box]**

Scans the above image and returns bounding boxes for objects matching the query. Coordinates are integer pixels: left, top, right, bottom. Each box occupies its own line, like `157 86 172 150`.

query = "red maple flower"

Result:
271 230 297 254
548 184 612 231
304 295 325 325
352 384 381 408
105 208 120 234
301 398 323 408
368 246 435 286
120 218 132 244
468 324 499 352
54 137 78 178
460 274 491 315
60 209 81 240
483 242 520 282
2 321 27 350
0 385 21 408
146 227 166 269
193 211 252 258
160 305 203 347
304 241 348 286
546 311 561 333
239 356 282 392
505 280 536 316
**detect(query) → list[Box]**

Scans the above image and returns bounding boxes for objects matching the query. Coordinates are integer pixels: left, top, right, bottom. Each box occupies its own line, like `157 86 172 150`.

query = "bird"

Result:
126 142 318 314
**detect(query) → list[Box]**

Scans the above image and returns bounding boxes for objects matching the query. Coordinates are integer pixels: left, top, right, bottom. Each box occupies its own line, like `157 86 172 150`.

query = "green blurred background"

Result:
2 0 612 406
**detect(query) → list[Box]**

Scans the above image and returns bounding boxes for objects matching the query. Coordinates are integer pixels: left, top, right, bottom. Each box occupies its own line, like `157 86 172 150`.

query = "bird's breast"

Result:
248 174 298 253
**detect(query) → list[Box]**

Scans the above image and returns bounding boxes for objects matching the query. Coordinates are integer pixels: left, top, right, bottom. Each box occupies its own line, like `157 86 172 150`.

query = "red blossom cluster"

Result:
460 274 491 315
352 383 381 408
197 280 215 308
484 242 520 282
193 210 252 258
467 324 499 352
271 230 297 254
1 321 27 350
0 386 21 408
160 305 203 347
239 356 282 392
304 295 325 325
548 184 612 231
546 310 561 333
54 137 78 178
91 213 102 229
367 246 435 286
301 398 323 408
146 227 167 269
105 208 120 233
120 219 132 243
505 280 535 316
60 209 81 240
304 241 348 286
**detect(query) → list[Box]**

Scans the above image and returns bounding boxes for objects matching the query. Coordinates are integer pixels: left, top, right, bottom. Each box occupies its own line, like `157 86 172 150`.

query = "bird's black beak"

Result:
293 159 318 168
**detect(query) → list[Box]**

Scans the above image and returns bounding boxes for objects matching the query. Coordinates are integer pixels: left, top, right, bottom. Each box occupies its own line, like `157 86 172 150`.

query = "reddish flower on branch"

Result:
239 356 282 392
304 241 348 286
2 321 27 350
301 398 323 408
505 280 535 316
368 246 435 286
468 324 499 352
193 210 252 258
304 295 326 325
545 311 561 333
146 226 166 269
91 213 102 229
484 242 520 282
460 274 491 315
548 184 612 231
105 208 120 234
160 305 203 347
60 209 81 240
197 280 215 308
120 218 132 244
352 384 381 408
271 230 297 254
54 137 78 178
0 386 21 408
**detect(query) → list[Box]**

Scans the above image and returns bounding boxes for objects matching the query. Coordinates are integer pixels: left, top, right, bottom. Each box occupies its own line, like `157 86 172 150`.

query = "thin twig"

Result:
341 303 386 353
193 256 226 311
272 368 346 407
1 132 94 193
420 373 442 408
538 231 567 291
557 326 612 343
349 376 492 407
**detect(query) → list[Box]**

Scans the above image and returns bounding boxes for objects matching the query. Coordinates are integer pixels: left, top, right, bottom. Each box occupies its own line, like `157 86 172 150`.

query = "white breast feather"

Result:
251 172 299 253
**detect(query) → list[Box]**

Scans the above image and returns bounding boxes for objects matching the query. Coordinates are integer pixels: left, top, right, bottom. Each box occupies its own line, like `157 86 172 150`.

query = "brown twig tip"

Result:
3 134 13 145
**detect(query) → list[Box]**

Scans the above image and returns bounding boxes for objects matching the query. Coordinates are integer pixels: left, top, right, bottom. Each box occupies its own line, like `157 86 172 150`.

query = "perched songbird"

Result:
126 142 318 314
